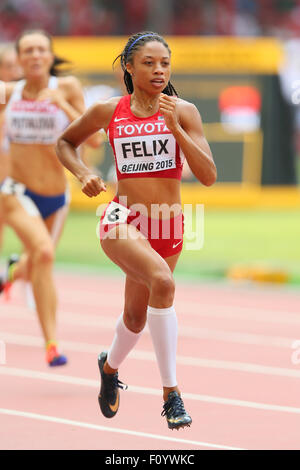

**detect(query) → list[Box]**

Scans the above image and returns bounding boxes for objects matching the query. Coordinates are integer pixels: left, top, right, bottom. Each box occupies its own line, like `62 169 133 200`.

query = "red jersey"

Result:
107 95 184 181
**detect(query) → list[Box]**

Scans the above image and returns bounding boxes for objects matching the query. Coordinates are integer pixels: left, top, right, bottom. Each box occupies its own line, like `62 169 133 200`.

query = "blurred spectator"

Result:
1 0 300 39
170 0 204 35
0 0 56 40
121 0 150 35
234 0 261 36
279 39 300 158
0 44 23 82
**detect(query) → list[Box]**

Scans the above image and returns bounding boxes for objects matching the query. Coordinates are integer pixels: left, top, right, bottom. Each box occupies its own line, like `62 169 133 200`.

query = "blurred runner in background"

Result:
0 44 23 252
0 30 100 366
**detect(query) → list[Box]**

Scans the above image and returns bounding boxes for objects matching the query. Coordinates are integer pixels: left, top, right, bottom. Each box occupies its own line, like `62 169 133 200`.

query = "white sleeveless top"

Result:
5 76 70 145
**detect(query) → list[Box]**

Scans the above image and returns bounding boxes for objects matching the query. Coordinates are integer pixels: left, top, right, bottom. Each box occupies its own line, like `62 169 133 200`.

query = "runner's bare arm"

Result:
159 95 216 186
0 82 16 113
55 99 119 197
62 76 103 149
38 76 102 148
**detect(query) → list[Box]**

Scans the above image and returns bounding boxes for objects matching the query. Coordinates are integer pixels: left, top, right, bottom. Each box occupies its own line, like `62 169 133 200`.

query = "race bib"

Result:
114 134 176 174
7 100 61 145
102 201 131 225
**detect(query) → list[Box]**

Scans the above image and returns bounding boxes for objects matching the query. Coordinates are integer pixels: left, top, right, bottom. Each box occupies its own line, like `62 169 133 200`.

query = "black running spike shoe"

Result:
0 276 4 294
0 254 19 297
97 351 128 418
161 391 192 430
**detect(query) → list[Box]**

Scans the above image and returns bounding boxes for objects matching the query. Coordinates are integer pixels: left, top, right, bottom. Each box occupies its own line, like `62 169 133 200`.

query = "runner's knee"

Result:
150 270 175 303
32 242 55 265
123 307 147 333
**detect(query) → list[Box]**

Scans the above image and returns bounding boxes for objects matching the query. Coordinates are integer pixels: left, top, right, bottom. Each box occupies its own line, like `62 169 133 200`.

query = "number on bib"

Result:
107 207 120 223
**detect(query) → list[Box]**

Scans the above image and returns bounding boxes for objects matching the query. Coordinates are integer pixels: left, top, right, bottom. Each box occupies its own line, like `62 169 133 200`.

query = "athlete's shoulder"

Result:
0 81 18 111
57 75 80 87
57 75 83 95
176 97 199 113
176 97 203 122
6 81 18 93
99 95 123 106
92 95 123 116
85 96 123 131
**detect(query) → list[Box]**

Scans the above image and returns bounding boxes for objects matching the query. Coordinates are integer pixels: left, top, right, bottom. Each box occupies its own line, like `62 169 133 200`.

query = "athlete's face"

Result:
18 33 54 79
126 41 171 94
0 49 23 82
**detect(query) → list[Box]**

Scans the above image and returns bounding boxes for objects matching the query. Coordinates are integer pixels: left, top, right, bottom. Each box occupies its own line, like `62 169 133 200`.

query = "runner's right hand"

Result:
80 174 107 197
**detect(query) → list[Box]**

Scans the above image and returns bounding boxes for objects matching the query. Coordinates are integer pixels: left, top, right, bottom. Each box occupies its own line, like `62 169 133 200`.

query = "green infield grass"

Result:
1 208 300 283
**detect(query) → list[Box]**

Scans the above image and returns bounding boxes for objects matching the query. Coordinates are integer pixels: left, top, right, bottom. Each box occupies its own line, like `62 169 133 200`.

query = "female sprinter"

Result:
0 30 99 366
56 32 216 429
0 44 23 251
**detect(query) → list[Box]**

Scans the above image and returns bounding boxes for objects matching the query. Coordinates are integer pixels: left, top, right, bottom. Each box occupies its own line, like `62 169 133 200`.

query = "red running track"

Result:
1 271 300 450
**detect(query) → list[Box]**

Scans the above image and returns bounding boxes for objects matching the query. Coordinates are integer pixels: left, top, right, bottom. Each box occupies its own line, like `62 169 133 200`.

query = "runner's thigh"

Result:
44 205 69 246
2 195 53 252
123 251 182 315
101 223 172 287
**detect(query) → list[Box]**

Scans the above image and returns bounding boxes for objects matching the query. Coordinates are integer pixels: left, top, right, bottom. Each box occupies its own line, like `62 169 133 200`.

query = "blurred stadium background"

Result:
1 0 300 285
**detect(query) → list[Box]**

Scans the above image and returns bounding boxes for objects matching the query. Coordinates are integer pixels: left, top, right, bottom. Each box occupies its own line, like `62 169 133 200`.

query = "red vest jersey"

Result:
107 95 184 181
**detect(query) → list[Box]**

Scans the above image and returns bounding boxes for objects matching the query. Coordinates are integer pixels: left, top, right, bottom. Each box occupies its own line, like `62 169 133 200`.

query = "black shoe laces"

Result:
161 393 186 418
105 373 128 400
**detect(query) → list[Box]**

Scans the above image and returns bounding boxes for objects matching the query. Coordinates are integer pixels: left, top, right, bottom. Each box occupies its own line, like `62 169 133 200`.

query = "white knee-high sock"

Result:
107 313 144 370
147 305 178 387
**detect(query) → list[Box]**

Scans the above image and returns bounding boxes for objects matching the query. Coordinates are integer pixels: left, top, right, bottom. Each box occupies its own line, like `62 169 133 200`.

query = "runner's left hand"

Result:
80 174 107 197
159 94 179 133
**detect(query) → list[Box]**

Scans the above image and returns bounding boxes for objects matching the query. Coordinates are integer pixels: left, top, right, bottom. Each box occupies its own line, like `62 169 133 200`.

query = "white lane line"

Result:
0 408 244 450
54 280 300 308
0 307 296 349
53 288 300 325
175 301 300 325
1 367 300 416
1 332 300 378
7 281 300 325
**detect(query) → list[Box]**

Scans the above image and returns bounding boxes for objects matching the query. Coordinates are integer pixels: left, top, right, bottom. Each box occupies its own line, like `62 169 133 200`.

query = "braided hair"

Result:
113 31 178 96
15 29 71 77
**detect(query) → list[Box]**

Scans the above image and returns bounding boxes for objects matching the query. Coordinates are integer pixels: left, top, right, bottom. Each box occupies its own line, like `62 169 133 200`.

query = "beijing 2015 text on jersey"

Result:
107 94 184 180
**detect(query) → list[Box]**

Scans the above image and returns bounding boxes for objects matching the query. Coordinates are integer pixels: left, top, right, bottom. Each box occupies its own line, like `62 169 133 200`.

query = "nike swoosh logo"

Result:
173 240 182 249
114 117 128 122
109 391 119 413
168 417 186 423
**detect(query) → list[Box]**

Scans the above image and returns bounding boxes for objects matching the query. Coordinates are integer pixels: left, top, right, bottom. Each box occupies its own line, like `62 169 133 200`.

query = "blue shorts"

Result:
0 177 69 219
